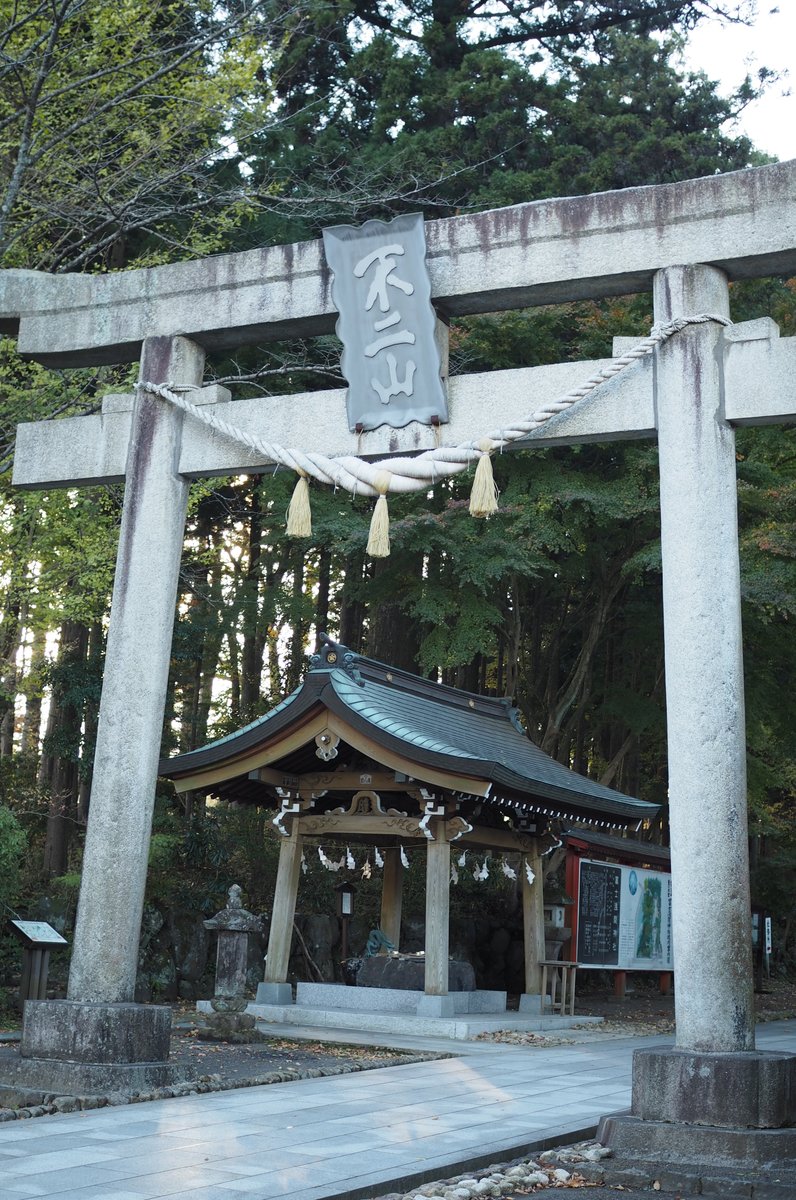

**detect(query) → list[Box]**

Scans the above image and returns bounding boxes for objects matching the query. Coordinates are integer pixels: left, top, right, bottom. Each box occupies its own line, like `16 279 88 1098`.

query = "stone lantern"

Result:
200 885 263 1037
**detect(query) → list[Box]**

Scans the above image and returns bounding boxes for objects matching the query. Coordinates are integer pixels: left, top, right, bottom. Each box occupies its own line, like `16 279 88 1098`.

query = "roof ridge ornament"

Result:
310 633 363 683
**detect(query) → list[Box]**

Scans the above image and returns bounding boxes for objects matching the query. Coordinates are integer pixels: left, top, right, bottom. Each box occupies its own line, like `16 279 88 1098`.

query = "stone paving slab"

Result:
0 1021 793 1200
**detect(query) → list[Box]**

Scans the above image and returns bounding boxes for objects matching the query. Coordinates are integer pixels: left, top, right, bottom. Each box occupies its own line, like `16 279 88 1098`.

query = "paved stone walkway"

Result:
2 1021 795 1200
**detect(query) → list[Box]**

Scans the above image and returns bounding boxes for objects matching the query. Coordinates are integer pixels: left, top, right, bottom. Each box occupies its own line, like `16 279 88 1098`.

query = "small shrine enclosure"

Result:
161 637 656 1016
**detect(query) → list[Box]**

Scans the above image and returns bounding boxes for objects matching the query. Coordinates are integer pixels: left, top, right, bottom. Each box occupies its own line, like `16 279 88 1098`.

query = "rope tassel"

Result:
286 473 312 537
367 472 392 558
469 440 499 517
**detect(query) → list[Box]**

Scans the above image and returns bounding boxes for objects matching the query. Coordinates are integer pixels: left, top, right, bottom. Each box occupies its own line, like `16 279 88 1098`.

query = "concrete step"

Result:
235 1001 602 1041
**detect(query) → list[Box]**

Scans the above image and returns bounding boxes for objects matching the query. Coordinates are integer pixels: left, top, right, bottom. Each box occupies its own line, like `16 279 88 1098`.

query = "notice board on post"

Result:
576 858 673 970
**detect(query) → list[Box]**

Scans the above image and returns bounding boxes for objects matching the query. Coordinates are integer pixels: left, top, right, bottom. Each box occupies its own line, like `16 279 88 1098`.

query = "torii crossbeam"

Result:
6 162 796 1155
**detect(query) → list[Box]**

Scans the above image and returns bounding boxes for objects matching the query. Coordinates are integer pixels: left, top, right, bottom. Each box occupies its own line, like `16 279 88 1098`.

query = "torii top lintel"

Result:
2 162 796 369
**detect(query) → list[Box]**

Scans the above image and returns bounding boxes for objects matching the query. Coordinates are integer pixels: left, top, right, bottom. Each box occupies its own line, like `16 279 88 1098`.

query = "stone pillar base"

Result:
631 1047 796 1128
518 993 543 1014
22 1000 171 1064
599 1114 796 1172
416 994 455 1017
0 1000 185 1097
195 1011 256 1041
0 1056 186 1096
255 982 293 1005
599 1047 796 1176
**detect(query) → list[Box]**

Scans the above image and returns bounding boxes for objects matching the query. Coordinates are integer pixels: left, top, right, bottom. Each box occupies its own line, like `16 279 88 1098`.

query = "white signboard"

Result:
9 920 67 946
322 213 448 432
576 858 673 971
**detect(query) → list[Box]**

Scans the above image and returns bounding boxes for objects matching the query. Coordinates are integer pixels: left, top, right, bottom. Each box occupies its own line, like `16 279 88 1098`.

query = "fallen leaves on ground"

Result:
168 1029 422 1083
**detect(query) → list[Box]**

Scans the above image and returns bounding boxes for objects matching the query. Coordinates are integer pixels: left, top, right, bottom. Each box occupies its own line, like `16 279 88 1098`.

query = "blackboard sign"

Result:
577 862 621 964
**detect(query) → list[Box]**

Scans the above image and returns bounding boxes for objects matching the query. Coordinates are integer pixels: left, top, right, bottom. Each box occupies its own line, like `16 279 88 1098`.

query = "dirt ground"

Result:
167 1028 430 1084
575 972 796 1030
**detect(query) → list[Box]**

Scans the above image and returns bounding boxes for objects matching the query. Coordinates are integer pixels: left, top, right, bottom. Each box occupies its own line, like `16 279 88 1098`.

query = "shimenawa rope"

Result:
135 313 731 552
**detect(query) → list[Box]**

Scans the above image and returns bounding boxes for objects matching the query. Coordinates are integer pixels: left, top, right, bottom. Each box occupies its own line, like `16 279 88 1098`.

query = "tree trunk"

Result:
366 555 422 670
541 576 624 757
286 546 306 692
339 554 366 651
240 479 264 719
195 563 225 747
0 597 22 757
42 620 89 879
316 548 331 636
227 626 241 726
77 621 104 824
20 622 47 755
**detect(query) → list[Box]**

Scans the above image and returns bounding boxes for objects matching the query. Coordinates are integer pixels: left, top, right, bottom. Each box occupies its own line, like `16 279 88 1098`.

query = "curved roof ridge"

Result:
311 634 518 723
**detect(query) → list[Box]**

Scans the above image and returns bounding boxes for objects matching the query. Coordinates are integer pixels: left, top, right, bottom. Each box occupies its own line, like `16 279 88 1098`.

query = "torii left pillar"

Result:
19 336 204 1092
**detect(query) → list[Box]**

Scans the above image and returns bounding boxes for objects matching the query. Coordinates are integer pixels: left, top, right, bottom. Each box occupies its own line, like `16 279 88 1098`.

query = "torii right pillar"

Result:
601 265 796 1162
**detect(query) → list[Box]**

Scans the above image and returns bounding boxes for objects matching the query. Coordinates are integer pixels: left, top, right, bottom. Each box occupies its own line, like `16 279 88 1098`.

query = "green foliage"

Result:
0 0 269 270
0 806 27 910
143 797 281 916
244 13 766 247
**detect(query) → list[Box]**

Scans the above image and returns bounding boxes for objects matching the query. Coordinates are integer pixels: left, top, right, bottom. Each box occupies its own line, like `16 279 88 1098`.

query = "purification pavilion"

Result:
160 636 658 1016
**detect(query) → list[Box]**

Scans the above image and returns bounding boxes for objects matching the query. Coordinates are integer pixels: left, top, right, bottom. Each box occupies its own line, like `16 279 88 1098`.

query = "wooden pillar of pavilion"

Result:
520 844 547 1013
420 818 452 1014
380 848 403 950
259 824 303 1004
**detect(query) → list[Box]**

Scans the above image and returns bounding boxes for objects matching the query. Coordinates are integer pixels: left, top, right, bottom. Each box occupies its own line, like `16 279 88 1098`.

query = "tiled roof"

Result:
160 637 658 825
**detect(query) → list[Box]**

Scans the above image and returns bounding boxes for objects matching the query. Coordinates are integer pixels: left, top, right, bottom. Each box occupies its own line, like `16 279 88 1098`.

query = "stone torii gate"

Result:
4 162 796 1150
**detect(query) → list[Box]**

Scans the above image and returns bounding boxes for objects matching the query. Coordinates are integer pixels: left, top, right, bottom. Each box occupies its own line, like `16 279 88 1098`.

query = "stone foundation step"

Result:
200 1001 602 1041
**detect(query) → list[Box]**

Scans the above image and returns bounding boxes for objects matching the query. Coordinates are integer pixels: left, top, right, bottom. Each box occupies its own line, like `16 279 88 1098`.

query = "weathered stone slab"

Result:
0 1055 187 1096
3 161 796 366
14 325 794 491
21 1000 171 1063
255 981 293 1005
13 357 647 488
293 981 506 1013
